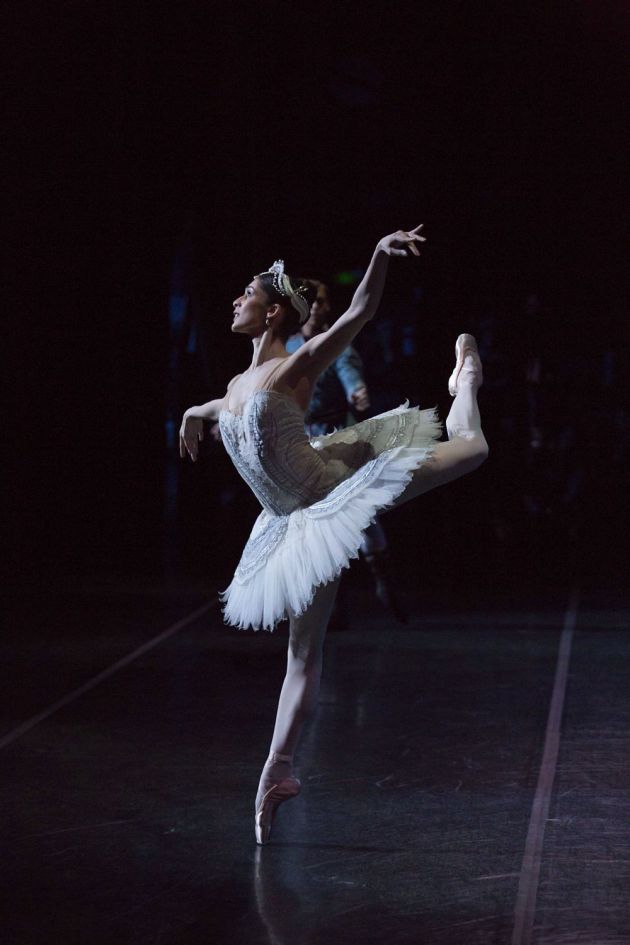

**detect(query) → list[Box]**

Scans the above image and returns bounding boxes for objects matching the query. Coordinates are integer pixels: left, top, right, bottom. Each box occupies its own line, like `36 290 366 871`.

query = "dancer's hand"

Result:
209 421 223 443
350 385 370 412
179 412 204 461
378 224 425 257
280 227 425 388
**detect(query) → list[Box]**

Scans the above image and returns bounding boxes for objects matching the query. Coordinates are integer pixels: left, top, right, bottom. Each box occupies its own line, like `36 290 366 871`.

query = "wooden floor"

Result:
2 574 629 945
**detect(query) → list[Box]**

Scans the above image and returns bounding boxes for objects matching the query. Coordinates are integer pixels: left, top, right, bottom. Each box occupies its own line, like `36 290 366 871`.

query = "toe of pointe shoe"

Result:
255 815 271 846
448 333 481 396
254 777 301 846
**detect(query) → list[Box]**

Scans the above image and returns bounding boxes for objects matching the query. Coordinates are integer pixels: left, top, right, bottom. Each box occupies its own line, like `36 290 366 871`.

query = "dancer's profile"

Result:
180 225 488 844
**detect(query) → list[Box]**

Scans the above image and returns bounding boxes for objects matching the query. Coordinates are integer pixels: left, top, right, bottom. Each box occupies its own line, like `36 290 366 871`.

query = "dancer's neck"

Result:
249 332 288 370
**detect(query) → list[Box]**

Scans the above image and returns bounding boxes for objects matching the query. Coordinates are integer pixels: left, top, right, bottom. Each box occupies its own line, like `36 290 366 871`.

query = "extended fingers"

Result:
180 429 194 460
403 225 426 245
402 225 426 257
181 433 198 461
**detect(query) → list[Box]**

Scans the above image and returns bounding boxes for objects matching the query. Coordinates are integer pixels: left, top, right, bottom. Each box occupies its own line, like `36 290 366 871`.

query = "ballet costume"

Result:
217 334 486 842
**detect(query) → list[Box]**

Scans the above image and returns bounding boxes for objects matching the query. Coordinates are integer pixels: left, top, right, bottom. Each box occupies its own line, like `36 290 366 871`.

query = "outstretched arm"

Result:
180 376 243 460
179 400 221 461
283 226 425 385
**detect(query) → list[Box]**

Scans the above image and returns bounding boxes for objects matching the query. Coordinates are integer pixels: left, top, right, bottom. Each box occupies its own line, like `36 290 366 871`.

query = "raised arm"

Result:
283 226 425 386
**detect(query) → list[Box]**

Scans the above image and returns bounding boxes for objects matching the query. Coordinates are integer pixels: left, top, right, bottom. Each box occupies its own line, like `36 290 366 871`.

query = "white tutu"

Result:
218 392 442 631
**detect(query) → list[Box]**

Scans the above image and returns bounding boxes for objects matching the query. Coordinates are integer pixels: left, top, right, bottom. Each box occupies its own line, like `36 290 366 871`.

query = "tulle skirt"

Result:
220 403 442 630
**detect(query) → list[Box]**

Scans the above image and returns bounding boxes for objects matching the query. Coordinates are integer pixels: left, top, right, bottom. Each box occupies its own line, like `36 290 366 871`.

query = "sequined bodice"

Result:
219 390 372 515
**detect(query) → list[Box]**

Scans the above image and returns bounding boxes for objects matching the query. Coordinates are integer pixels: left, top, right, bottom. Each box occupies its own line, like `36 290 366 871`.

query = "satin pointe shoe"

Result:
255 752 301 846
448 333 483 396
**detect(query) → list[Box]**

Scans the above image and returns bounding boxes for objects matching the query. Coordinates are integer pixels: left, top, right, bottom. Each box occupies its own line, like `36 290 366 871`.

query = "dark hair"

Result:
257 271 317 342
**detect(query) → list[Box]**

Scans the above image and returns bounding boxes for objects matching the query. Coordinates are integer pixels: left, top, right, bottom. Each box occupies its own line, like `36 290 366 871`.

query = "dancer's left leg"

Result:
392 340 488 507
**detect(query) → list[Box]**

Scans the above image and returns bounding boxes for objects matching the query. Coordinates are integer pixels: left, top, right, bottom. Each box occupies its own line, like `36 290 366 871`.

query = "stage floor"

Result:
2 576 629 944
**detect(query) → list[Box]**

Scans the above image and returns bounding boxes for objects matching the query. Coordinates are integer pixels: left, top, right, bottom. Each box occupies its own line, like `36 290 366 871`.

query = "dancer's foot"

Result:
448 334 483 396
255 751 301 845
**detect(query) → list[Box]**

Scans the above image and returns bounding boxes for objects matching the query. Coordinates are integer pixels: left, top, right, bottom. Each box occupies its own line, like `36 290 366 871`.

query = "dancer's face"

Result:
231 277 270 335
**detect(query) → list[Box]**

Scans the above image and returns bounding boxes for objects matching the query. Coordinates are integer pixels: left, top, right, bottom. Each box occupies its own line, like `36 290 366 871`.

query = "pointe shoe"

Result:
255 777 301 845
255 751 301 845
448 333 483 396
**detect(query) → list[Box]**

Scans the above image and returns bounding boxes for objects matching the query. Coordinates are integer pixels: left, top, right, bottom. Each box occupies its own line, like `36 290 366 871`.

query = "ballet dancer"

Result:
180 225 488 843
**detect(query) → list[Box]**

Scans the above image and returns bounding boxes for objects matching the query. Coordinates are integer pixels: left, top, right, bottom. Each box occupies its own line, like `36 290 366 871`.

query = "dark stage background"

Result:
7 1 628 599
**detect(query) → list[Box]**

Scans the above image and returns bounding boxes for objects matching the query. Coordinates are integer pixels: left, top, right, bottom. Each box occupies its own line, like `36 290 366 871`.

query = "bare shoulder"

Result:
274 340 322 387
271 349 300 380
272 359 312 411
223 373 243 400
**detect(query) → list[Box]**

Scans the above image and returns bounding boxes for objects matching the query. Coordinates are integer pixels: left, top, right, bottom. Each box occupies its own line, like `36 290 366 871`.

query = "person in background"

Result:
286 281 407 622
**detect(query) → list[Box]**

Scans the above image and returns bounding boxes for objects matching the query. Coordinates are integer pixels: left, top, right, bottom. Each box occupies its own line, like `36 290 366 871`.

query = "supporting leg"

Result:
255 576 340 810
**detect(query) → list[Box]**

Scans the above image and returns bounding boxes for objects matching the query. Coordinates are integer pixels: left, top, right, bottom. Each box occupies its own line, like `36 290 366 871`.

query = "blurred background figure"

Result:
286 280 407 624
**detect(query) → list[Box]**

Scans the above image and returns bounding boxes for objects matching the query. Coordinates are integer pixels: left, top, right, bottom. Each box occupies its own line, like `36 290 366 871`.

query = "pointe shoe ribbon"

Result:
448 333 483 396
255 776 301 845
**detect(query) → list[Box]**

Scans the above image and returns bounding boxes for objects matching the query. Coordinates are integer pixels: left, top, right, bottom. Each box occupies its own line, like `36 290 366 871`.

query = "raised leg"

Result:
393 336 489 506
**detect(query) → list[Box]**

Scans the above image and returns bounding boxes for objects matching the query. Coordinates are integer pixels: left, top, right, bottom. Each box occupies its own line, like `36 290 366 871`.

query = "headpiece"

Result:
261 260 310 325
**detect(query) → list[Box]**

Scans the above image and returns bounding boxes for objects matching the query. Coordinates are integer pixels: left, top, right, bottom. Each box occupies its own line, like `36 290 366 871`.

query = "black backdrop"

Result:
6 2 628 591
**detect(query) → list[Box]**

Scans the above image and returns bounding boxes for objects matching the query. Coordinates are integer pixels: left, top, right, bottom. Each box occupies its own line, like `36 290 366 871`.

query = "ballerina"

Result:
180 225 488 844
